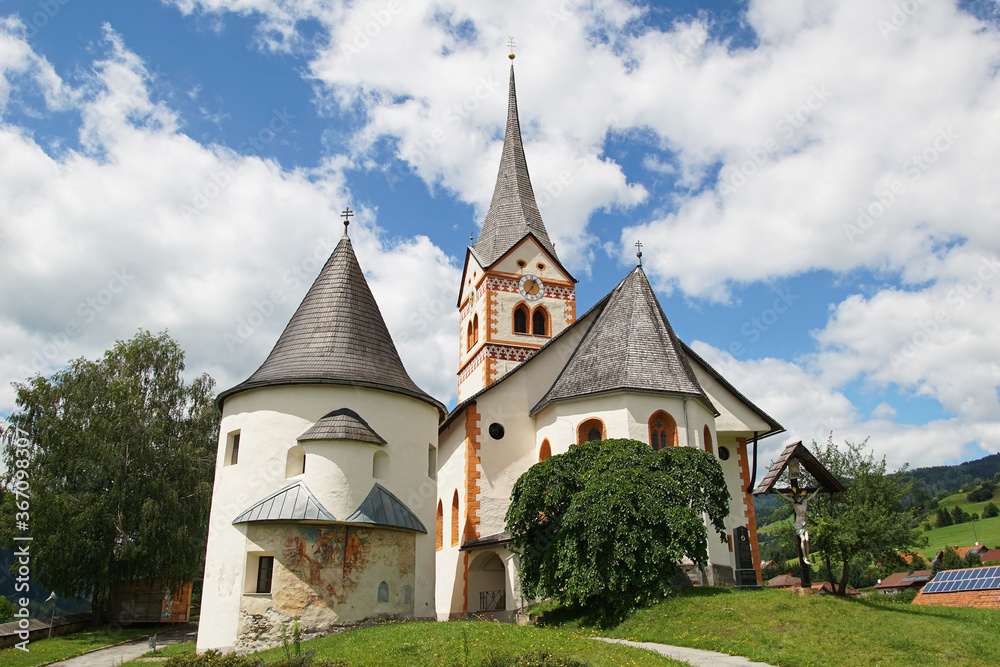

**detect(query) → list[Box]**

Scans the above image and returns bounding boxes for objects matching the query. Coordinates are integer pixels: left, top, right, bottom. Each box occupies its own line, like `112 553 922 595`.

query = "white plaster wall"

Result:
435 416 469 618
198 383 439 652
687 356 772 436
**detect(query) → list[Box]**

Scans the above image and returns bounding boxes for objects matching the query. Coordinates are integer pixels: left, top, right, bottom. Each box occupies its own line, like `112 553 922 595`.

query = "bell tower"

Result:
457 57 577 401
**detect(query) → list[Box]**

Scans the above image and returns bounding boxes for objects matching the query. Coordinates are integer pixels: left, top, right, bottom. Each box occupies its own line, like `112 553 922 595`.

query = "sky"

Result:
1 0 999 471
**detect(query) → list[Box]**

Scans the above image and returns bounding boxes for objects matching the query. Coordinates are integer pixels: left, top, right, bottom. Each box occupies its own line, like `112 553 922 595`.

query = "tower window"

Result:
472 314 479 345
532 307 549 336
539 439 551 462
451 490 460 546
577 418 606 445
256 556 274 594
226 432 241 466
436 500 443 551
703 425 714 455
513 305 529 334
649 411 678 450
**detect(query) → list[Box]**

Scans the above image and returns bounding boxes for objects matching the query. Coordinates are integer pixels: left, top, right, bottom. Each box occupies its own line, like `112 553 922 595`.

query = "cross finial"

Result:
635 240 643 265
507 37 516 60
470 230 474 245
341 207 354 237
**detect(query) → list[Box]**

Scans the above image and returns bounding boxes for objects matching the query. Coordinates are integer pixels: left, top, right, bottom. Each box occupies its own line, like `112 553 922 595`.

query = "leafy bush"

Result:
967 481 996 503
870 588 919 605
983 502 999 519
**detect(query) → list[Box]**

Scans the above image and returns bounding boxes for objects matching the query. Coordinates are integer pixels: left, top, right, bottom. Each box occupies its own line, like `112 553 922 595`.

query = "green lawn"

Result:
935 489 1000 518
580 587 1000 667
0 624 167 667
119 640 196 666
919 514 1000 557
249 620 684 667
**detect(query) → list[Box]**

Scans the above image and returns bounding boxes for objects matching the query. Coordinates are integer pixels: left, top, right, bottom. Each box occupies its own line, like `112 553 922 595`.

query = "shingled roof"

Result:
298 408 386 445
753 441 846 495
232 481 336 524
531 265 711 415
218 234 445 417
472 64 558 267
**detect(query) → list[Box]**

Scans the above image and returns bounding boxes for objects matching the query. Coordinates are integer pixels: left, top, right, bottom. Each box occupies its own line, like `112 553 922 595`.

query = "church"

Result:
196 58 784 653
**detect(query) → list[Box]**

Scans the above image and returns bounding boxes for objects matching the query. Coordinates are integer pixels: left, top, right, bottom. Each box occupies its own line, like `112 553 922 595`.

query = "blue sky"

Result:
2 0 1000 469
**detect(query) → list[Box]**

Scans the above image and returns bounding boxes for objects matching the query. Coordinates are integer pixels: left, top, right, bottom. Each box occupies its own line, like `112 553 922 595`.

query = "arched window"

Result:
576 418 606 445
532 307 548 336
451 490 460 546
538 439 551 462
472 313 479 345
373 450 389 478
466 320 474 351
436 500 443 551
513 304 529 334
285 446 306 478
648 411 678 451
703 425 714 455
377 581 389 603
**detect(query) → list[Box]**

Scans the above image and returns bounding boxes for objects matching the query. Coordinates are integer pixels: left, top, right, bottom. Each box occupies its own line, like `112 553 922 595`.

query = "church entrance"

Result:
467 551 507 613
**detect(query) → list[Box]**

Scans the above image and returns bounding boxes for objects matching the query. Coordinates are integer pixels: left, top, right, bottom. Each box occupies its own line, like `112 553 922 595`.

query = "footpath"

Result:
595 637 780 667
45 623 197 667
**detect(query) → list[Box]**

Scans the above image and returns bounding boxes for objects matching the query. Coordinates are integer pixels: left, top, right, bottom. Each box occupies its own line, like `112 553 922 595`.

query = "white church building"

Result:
197 59 783 653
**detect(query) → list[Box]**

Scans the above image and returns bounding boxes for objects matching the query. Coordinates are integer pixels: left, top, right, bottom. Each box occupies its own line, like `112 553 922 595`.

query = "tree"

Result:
0 330 218 624
983 502 999 519
934 548 964 573
909 552 929 570
505 438 729 624
951 506 969 525
936 506 953 528
805 438 926 595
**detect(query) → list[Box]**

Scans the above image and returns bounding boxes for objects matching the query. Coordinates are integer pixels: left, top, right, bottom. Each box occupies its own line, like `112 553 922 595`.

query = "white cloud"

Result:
0 19 460 412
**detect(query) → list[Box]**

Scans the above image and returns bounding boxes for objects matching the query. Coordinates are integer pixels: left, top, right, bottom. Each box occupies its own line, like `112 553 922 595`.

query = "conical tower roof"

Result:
472 63 558 266
531 265 709 415
219 233 444 416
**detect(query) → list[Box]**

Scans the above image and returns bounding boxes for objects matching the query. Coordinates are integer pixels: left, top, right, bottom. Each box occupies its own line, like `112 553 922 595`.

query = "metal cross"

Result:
341 207 354 236
635 240 643 265
507 37 516 59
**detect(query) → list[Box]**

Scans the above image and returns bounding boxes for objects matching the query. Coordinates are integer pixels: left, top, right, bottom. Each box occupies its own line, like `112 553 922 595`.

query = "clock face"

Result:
468 289 476 310
518 274 545 301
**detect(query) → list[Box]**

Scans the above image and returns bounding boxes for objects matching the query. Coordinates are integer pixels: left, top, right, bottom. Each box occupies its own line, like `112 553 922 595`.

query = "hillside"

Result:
905 452 1000 496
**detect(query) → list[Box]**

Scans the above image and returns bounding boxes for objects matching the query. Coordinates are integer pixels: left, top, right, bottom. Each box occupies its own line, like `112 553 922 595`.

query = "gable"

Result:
684 345 783 438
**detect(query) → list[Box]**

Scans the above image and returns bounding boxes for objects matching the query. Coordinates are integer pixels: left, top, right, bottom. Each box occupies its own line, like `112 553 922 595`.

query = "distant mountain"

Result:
905 453 1000 496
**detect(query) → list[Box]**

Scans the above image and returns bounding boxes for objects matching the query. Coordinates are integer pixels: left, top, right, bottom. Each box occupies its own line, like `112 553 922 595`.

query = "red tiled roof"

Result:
875 570 933 590
767 574 801 588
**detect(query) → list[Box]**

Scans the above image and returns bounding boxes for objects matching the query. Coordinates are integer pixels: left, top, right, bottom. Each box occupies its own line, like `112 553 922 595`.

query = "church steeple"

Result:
472 63 558 266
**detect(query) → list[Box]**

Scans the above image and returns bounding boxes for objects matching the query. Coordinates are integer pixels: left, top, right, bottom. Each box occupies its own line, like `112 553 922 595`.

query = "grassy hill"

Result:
934 488 1000 518
919 514 1000 558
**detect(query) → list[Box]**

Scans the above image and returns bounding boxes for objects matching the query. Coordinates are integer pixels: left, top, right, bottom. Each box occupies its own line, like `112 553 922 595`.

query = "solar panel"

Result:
921 567 1000 594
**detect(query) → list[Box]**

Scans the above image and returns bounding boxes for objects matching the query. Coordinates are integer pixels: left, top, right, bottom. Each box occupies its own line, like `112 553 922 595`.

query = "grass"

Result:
118 640 197 666
247 620 686 667
0 624 169 667
540 587 1000 667
935 488 1000 518
918 514 1000 557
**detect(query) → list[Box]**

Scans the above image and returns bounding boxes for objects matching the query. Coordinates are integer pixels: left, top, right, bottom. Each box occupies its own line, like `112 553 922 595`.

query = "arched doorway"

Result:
467 551 507 614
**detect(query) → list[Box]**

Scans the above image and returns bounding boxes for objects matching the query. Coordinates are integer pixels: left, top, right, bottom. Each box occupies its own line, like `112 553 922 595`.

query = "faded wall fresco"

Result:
238 523 415 650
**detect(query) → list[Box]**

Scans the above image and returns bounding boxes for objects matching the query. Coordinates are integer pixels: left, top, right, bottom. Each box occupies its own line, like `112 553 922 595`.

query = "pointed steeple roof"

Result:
531 266 710 415
218 235 445 417
472 64 558 266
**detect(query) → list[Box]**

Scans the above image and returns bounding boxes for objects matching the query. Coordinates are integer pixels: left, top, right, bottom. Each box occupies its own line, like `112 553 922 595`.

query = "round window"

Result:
718 446 730 461
489 423 505 439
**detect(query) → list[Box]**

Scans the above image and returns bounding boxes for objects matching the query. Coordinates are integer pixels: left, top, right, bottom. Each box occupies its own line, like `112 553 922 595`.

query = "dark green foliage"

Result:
933 548 965 573
909 552 929 570
967 481 996 503
983 502 999 519
0 595 14 622
950 506 970 525
163 650 347 667
802 438 926 595
936 506 953 527
0 330 219 624
506 439 729 625
962 551 983 568
869 587 919 605
905 453 1000 497
480 651 587 667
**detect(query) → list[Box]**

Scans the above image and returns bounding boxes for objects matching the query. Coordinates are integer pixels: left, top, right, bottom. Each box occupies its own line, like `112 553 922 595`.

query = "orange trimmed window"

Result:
649 411 678 450
532 306 549 336
513 304 529 334
577 418 606 445
466 320 473 351
539 439 551 462
436 500 443 550
703 425 713 455
472 313 479 345
451 490 460 546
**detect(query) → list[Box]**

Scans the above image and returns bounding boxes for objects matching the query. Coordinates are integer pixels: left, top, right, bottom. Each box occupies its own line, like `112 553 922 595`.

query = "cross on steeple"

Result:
507 37 516 60
635 240 643 265
341 207 354 237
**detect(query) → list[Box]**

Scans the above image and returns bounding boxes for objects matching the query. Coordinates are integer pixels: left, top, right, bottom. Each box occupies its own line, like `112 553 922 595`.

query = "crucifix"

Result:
507 37 516 60
341 207 354 236
635 240 643 265
773 459 821 566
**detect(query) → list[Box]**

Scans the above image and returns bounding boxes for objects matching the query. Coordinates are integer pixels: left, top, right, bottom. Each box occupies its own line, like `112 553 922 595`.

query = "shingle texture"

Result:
298 408 386 445
753 440 846 495
472 64 558 266
222 235 442 414
345 483 426 533
532 266 708 415
232 481 336 524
